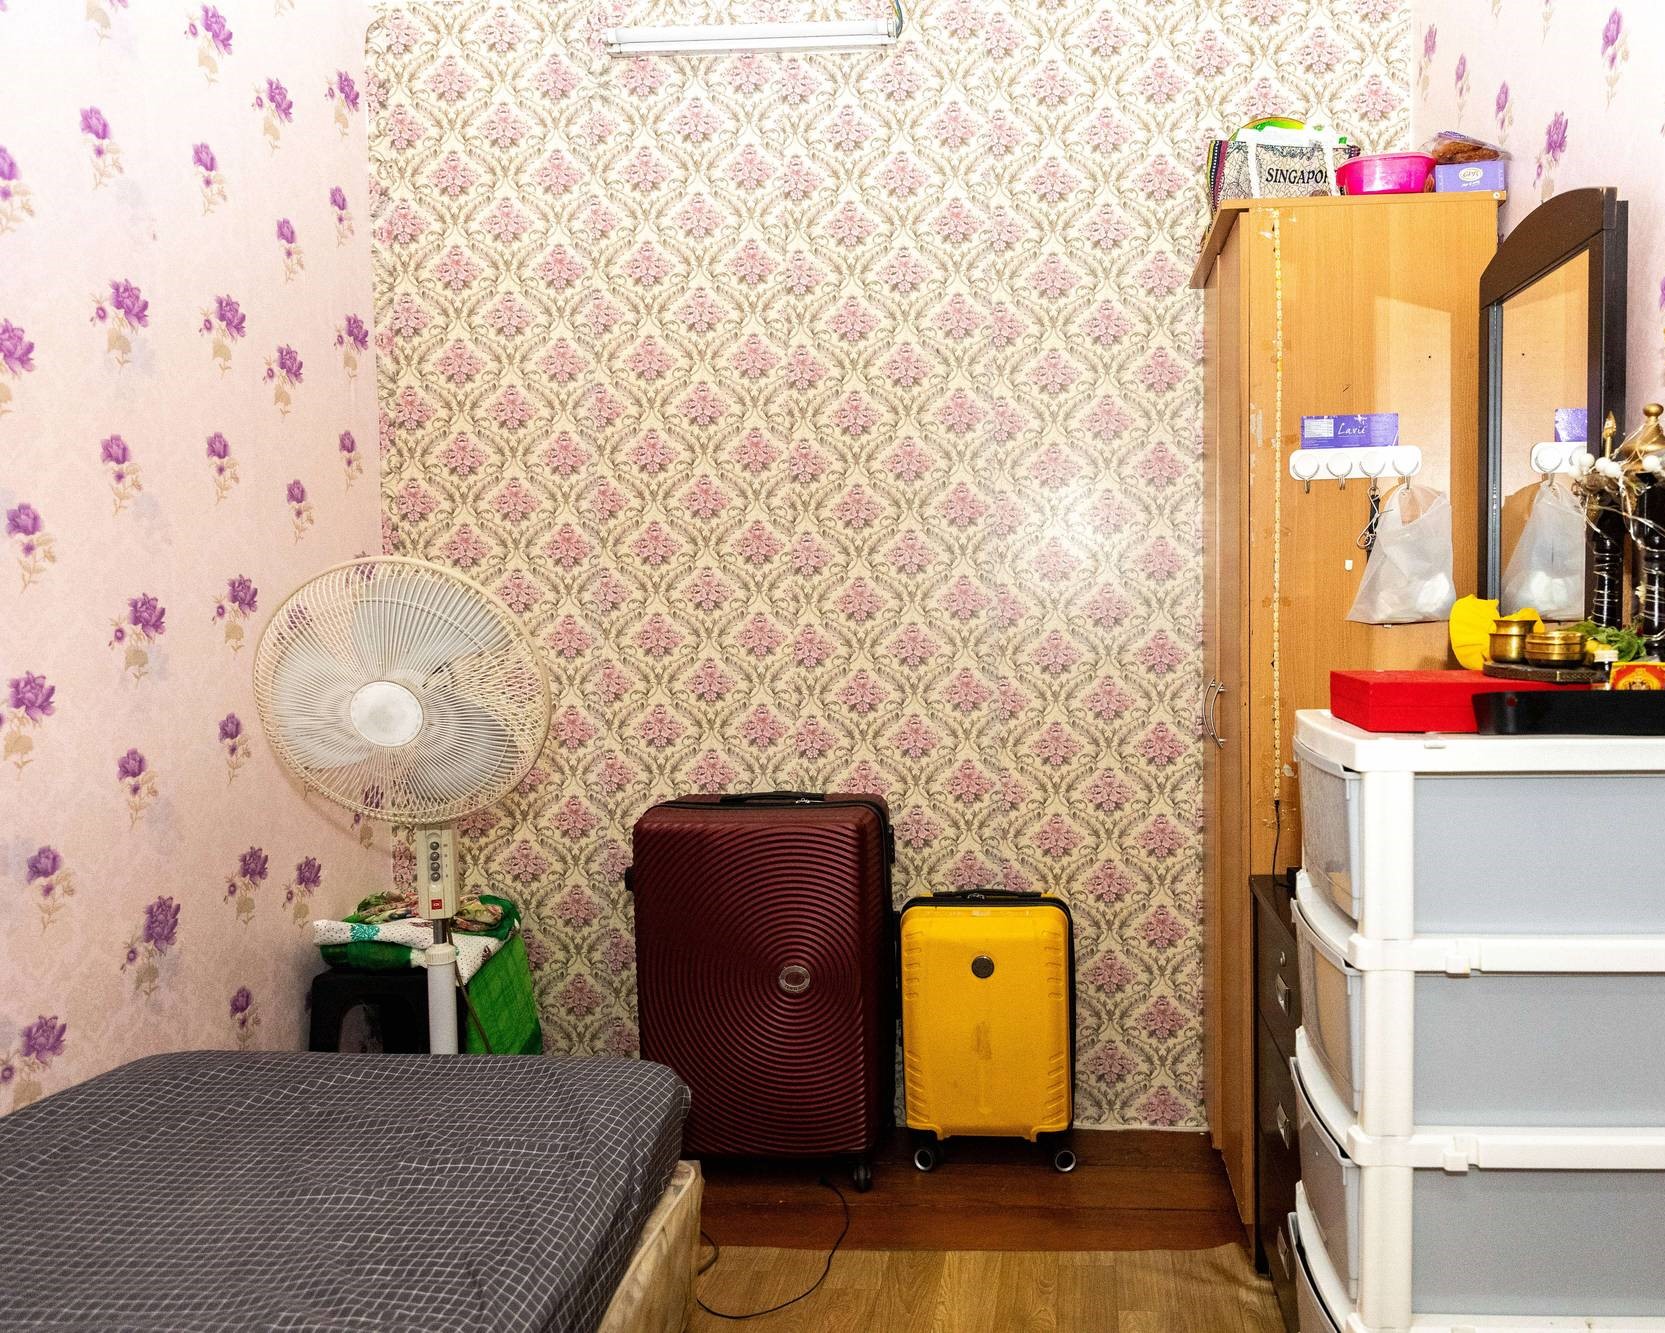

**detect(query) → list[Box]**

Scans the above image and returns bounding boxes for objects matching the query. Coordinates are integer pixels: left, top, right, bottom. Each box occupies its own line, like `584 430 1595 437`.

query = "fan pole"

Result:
425 923 460 1056
418 827 461 1055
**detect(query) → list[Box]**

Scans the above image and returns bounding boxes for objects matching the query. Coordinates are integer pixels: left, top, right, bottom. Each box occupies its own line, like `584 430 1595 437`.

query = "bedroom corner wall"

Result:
367 0 1408 1127
1409 0 1665 404
0 2 386 1110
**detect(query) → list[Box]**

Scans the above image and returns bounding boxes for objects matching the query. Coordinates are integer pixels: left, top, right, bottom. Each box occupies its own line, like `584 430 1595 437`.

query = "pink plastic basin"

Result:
1336 152 1435 196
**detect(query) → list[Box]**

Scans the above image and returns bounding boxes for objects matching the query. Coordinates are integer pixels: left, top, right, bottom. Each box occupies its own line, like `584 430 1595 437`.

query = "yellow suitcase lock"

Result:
898 891 1076 1172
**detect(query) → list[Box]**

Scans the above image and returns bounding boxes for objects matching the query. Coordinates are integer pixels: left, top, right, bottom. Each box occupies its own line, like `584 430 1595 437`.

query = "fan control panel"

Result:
416 827 458 920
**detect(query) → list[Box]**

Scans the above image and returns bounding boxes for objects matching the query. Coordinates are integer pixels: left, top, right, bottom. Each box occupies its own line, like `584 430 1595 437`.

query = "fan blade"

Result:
283 723 377 773
267 641 371 770
350 567 508 679
414 698 515 803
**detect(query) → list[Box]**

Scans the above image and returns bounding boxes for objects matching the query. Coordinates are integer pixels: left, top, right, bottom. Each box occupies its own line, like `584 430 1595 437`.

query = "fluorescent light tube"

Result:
604 18 898 56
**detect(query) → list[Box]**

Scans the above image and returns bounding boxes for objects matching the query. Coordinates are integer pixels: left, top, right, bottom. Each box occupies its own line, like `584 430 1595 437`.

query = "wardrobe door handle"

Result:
1212 683 1228 748
1202 679 1219 740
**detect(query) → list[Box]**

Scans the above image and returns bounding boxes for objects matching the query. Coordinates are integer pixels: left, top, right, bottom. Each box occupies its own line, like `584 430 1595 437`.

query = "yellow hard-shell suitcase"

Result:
898 891 1076 1172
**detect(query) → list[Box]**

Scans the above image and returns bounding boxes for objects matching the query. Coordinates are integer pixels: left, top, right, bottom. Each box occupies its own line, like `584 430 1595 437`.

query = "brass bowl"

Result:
1488 632 1528 663
1492 618 1534 637
1525 630 1587 665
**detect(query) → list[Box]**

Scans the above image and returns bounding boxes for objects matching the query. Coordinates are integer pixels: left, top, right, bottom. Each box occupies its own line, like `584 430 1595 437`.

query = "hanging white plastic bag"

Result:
1346 484 1456 624
1500 478 1586 620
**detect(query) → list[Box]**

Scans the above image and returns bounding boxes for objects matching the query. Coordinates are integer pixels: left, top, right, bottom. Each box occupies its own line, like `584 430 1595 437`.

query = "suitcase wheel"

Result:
851 1159 874 1192
911 1144 938 1172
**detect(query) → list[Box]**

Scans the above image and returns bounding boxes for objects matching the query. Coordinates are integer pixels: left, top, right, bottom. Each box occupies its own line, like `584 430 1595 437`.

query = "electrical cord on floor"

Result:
694 1176 851 1321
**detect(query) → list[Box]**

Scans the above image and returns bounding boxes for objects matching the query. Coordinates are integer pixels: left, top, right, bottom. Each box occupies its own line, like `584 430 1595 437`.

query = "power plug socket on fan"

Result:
417 826 458 920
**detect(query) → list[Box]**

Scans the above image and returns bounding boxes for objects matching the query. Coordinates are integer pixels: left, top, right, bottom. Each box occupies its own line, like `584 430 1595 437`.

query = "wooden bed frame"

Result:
597 1161 703 1333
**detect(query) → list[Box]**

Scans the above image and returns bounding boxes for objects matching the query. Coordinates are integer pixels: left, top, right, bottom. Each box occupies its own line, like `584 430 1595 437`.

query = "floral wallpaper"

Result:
368 0 1406 1128
0 2 383 1110
1410 0 1665 404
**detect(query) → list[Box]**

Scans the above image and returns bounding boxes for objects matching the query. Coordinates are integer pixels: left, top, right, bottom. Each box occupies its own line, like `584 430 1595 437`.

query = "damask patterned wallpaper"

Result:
368 0 1408 1126
0 2 383 1109
1409 0 1665 403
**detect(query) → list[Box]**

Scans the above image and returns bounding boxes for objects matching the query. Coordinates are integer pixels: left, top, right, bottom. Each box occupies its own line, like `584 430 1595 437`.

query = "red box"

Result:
1330 670 1587 734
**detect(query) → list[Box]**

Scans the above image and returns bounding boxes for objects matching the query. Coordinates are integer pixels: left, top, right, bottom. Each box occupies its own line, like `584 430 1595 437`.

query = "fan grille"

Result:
253 557 549 822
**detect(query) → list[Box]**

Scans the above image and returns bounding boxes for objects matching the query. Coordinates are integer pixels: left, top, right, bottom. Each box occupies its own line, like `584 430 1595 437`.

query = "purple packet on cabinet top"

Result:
1434 160 1507 193
1554 408 1588 444
1300 413 1400 449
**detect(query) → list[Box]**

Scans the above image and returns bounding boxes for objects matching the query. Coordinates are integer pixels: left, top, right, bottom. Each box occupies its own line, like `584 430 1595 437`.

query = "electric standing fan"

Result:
253 556 549 1053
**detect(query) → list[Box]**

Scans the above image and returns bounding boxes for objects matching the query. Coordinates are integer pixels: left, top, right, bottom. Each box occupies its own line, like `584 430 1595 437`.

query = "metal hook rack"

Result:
1530 441 1593 478
1288 445 1422 494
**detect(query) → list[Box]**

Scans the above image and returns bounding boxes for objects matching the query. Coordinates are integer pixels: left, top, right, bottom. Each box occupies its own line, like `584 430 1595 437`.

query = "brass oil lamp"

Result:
1618 403 1665 651
1583 413 1627 628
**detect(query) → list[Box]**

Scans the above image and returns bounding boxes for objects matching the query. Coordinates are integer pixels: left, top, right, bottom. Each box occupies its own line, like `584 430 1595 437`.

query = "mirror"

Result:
1478 187 1628 600
1497 251 1587 571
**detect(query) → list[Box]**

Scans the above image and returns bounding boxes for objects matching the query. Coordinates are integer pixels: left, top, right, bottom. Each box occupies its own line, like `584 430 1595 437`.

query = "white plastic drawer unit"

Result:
1294 1056 1359 1301
1288 1214 1342 1333
1294 884 1665 1126
1294 1057 1665 1321
1294 710 1665 936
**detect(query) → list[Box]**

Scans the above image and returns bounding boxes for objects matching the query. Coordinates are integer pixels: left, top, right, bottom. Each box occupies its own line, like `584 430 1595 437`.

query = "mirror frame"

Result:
1478 186 1628 598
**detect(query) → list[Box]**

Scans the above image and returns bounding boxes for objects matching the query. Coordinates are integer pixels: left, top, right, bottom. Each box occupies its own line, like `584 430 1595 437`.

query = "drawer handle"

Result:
1275 1101 1292 1150
1274 974 1291 1015
1275 1225 1293 1280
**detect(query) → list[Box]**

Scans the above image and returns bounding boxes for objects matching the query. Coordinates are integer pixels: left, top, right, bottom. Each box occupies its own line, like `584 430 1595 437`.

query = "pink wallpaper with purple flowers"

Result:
0 1 384 1109
1410 0 1665 405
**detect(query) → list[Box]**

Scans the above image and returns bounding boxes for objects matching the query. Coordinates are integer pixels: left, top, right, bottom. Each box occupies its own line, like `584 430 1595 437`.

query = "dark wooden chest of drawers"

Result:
1252 874 1301 1333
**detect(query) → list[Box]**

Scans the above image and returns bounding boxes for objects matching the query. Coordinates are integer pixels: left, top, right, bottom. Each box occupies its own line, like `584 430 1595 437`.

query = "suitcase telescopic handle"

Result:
714 790 896 866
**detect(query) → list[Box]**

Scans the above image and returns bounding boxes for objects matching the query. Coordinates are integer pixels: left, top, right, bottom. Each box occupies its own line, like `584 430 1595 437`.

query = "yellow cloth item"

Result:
1449 596 1543 670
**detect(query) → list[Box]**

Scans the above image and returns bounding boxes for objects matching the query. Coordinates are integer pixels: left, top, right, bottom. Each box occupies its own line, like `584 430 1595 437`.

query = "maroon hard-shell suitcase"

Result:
630 791 894 1190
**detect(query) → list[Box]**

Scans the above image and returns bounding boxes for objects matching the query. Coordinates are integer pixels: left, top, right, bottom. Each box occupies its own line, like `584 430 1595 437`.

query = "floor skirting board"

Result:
698 1130 1246 1253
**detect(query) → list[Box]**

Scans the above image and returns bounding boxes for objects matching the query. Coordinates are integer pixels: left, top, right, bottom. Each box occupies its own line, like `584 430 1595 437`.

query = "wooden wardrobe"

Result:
1193 192 1502 1229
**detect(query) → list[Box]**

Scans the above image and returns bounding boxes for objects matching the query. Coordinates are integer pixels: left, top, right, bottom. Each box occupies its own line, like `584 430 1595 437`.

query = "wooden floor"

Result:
689 1245 1284 1332
699 1129 1247 1251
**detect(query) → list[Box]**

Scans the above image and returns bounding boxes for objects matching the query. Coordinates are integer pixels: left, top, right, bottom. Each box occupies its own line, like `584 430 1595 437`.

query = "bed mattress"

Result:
0 1050 688 1333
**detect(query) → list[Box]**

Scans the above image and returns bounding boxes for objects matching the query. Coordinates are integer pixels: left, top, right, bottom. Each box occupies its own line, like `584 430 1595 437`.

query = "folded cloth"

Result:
313 894 519 984
347 888 504 932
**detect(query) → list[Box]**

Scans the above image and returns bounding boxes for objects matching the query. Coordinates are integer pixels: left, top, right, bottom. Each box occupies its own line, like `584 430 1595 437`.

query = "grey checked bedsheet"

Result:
0 1050 689 1333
